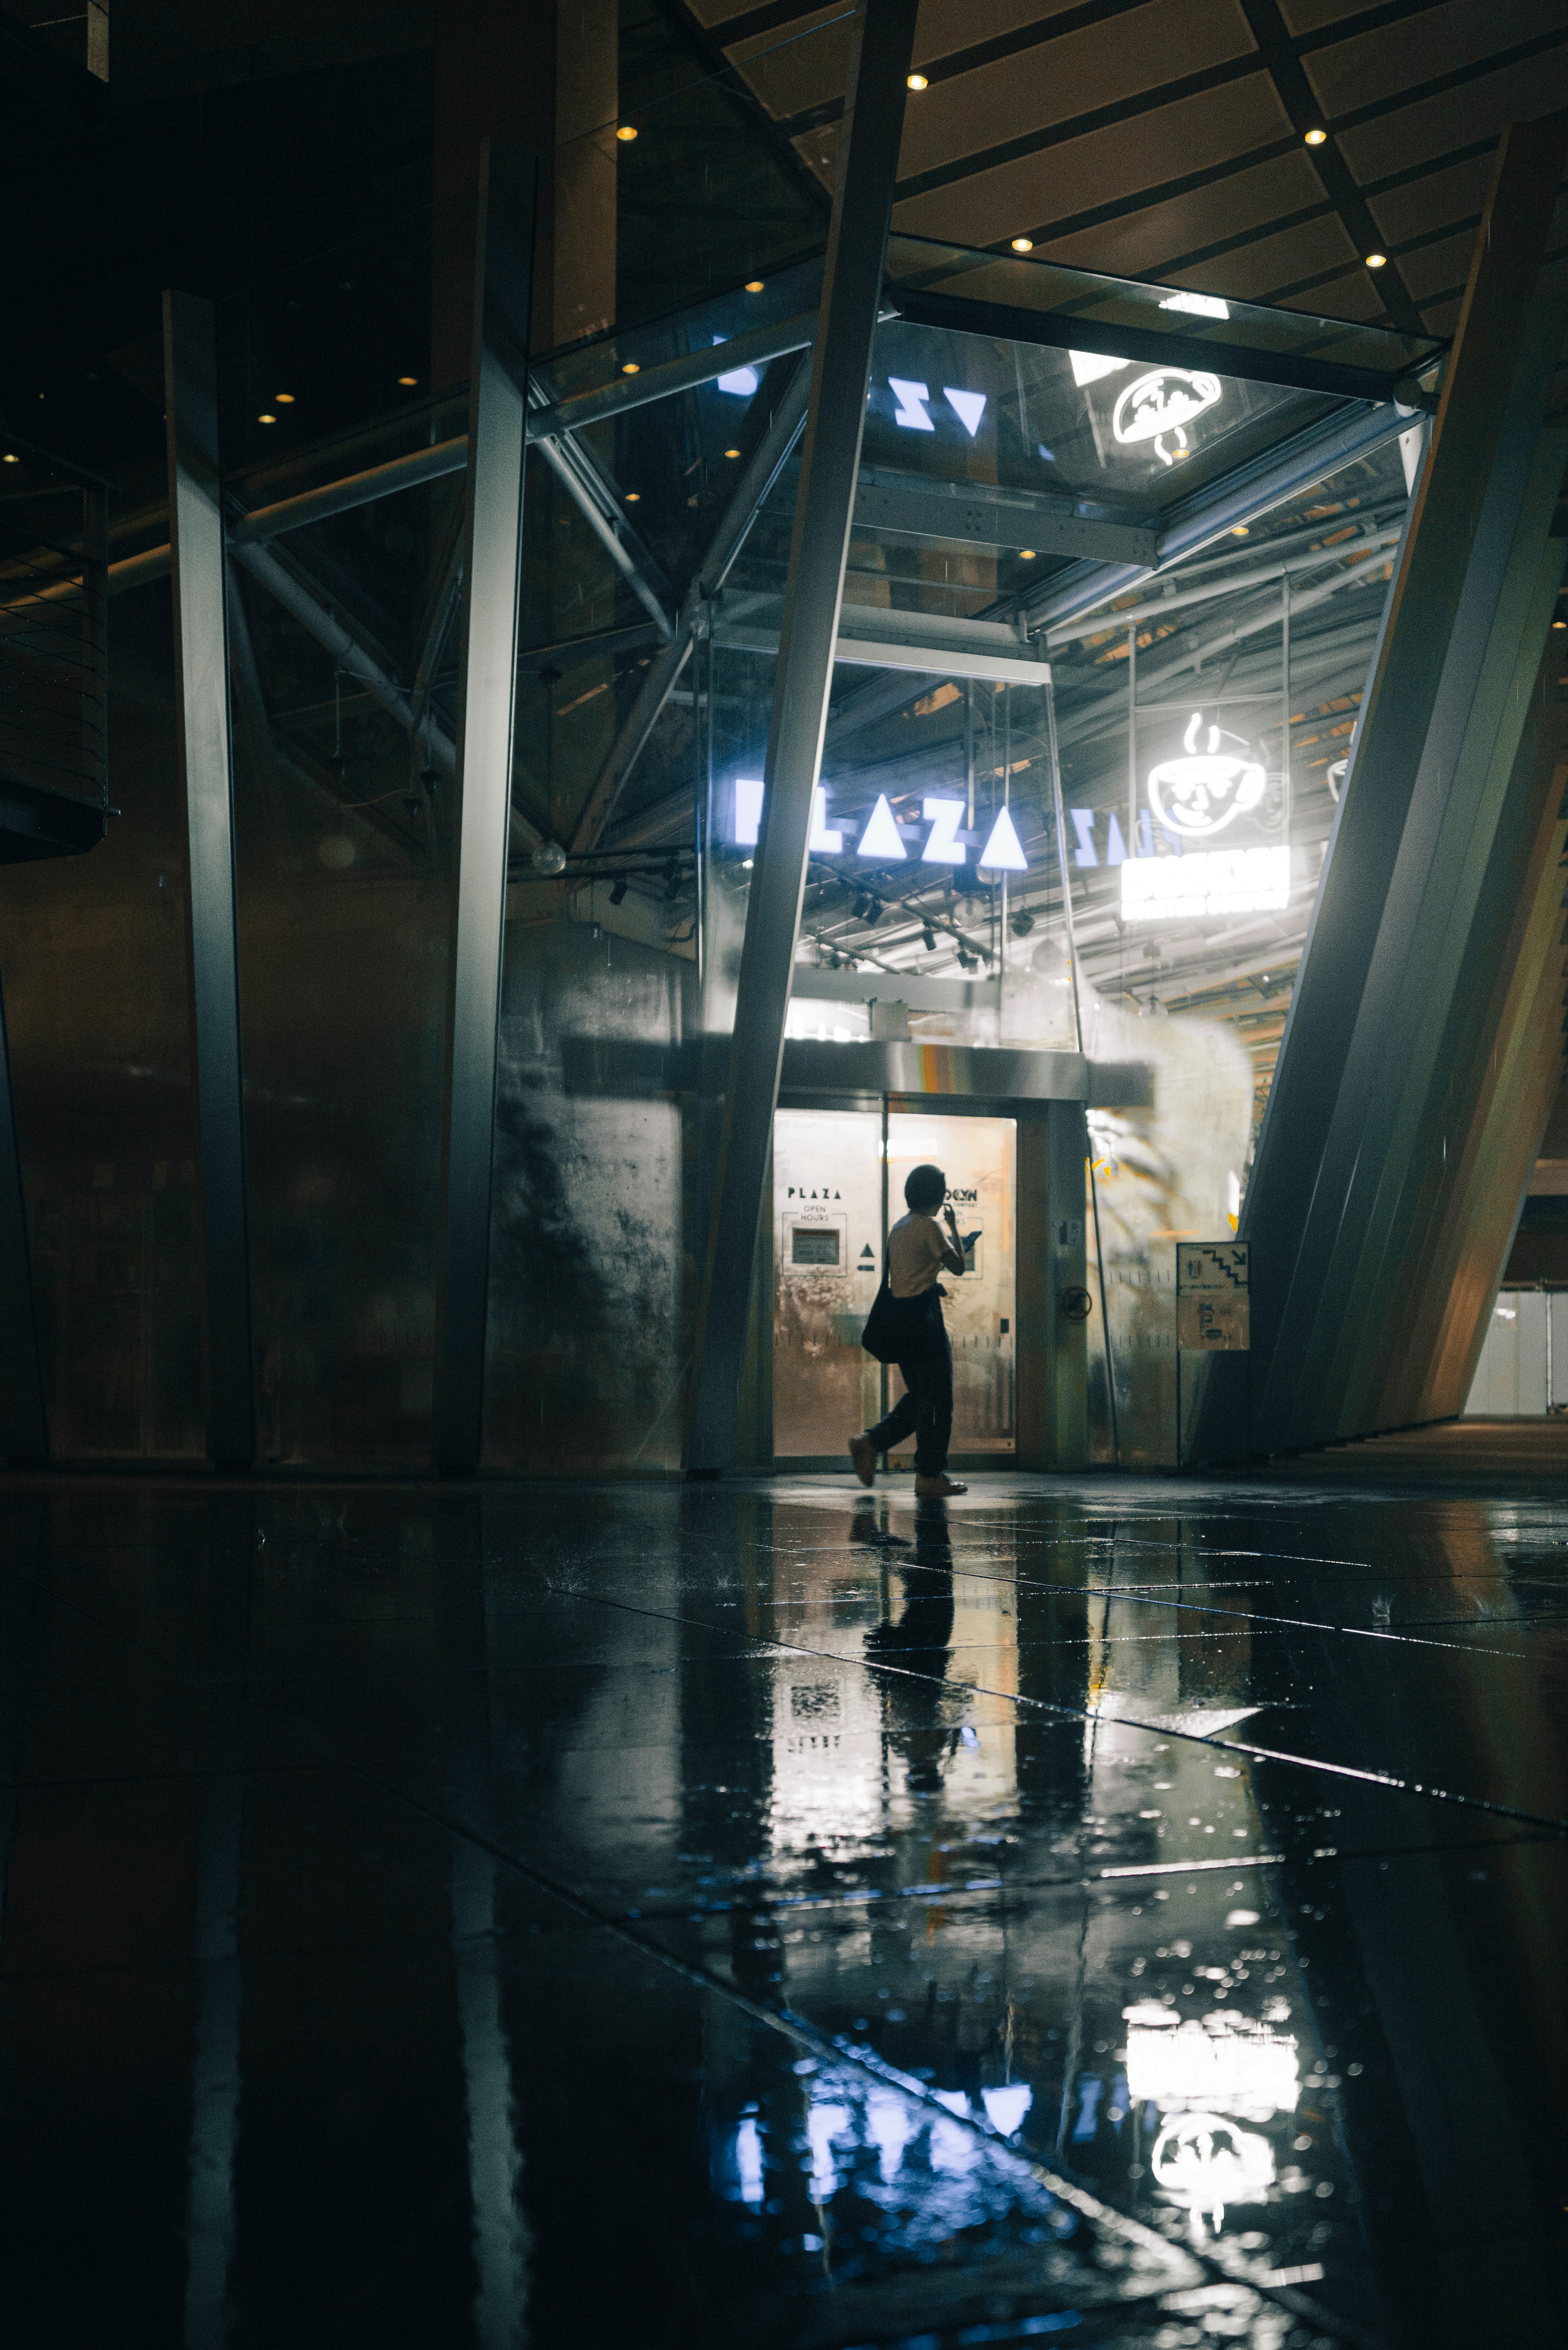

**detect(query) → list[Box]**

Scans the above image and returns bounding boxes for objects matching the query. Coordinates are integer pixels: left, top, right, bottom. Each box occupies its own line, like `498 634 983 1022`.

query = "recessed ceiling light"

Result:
398 375 418 386
1019 548 1036 559
257 412 276 424
621 362 640 375
1011 236 1034 253
625 491 641 502
1231 524 1249 536
274 392 295 404
906 72 928 89
745 280 764 292
1365 252 1387 269
1304 127 1327 146
724 447 741 458
1555 619 1567 630
616 125 637 141
1 452 17 464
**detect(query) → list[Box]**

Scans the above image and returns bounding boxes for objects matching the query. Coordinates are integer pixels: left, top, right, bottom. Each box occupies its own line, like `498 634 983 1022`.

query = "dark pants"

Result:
867 1289 953 1477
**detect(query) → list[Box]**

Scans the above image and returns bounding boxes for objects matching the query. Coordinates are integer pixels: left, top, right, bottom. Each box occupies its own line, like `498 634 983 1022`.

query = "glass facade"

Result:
0 143 1436 1469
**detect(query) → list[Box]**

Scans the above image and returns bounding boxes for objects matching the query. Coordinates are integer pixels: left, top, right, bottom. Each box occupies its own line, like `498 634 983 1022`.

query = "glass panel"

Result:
886 1113 1016 1457
771 1108 883 1459
885 235 1445 389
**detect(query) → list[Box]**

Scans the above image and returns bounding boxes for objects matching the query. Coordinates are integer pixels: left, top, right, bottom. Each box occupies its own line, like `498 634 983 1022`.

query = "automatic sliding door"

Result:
886 1113 1016 1457
772 1108 882 1458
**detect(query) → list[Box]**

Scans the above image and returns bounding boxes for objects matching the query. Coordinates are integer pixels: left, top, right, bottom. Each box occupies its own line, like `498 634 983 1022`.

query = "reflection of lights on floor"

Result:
1152 2110 1274 2235
1125 2004 1299 2120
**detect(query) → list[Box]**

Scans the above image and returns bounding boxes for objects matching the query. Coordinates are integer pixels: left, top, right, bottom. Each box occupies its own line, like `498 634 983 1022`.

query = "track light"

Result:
1009 910 1036 938
609 878 628 906
922 925 938 953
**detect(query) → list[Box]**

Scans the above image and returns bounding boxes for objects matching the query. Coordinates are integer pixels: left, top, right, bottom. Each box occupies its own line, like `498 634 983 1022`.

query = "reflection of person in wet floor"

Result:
864 1501 956 1795
850 1162 968 1498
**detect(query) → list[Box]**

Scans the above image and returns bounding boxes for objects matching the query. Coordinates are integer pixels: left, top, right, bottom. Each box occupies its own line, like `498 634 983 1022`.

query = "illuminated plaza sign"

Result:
731 781 1027 873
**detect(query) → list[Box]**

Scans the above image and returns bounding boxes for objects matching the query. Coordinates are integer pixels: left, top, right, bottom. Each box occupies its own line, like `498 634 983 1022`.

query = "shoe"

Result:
915 1473 967 1497
849 1433 876 1487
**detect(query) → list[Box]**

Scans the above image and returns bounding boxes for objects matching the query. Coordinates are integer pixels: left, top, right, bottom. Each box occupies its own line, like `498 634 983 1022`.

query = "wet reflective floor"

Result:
1 1468 1564 2349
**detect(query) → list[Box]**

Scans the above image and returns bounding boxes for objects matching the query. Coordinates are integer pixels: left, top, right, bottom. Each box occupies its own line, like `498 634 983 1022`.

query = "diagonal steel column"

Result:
0 977 46 1461
432 145 537 1474
687 0 919 1474
1234 112 1568 1458
164 291 255 1469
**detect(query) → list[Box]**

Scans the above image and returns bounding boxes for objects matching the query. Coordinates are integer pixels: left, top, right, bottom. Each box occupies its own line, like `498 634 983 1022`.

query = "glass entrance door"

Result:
772 1106 1016 1462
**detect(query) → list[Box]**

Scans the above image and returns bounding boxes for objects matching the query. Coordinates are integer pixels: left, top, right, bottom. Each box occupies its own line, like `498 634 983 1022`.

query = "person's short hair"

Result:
904 1163 946 1214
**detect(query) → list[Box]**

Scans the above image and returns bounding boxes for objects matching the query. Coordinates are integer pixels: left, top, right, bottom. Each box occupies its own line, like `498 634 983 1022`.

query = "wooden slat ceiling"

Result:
676 0 1568 347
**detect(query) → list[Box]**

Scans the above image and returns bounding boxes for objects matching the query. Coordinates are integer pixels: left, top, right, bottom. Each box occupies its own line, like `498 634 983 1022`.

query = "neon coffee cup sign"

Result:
1146 713 1266 839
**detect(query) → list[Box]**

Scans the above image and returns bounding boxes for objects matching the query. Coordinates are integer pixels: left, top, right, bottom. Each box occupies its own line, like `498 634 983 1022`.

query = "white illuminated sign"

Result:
858 793 905 859
922 796 966 864
1122 846 1290 920
1160 291 1230 320
1112 367 1223 466
713 336 759 397
1147 713 1265 839
1070 350 1129 388
728 780 1031 874
887 379 988 437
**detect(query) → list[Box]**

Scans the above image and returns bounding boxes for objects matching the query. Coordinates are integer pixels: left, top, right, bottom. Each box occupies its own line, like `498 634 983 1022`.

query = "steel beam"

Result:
566 356 812 858
1234 111 1568 1459
432 145 537 1475
228 436 469 545
0 976 46 1461
687 0 920 1475
163 291 255 1470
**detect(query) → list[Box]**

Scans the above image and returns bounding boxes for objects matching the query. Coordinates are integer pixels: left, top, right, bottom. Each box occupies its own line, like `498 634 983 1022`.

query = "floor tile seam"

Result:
545 1589 1568 1831
606 1825 1555 1924
321 1751 1366 2347
561 1568 1545 1658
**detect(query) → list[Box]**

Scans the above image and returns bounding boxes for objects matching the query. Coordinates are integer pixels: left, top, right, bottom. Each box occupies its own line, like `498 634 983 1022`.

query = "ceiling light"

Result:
1 453 18 464
274 392 295 404
1365 252 1387 269
621 362 640 375
745 280 764 292
398 375 418 386
616 125 637 141
906 72 928 89
1304 127 1327 146
1555 619 1567 630
1011 236 1034 253
922 925 938 953
625 491 641 502
1019 548 1036 560
257 412 276 424
1231 524 1249 537
724 447 741 458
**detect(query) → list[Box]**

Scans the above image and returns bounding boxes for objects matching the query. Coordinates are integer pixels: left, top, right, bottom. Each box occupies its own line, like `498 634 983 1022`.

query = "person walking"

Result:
849 1163 968 1498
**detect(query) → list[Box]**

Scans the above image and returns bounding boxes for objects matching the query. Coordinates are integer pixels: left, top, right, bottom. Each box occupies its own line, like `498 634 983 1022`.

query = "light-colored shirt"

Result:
887 1211 949 1299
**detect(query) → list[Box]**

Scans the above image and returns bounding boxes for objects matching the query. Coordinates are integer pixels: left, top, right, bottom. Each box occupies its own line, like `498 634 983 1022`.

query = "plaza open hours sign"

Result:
1176 1242 1250 1352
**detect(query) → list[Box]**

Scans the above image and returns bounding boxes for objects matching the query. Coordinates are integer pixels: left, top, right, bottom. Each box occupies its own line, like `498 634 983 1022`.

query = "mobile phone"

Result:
960 1229 982 1252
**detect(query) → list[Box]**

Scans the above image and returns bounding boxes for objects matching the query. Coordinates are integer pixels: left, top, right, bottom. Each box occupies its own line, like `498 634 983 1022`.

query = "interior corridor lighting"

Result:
257 412 277 424
724 447 741 458
906 72 928 88
274 392 295 404
621 362 640 375
398 375 418 386
1365 252 1388 269
625 492 641 502
1010 236 1034 252
745 280 765 292
616 125 637 141
1304 127 1327 145
1019 548 1036 560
